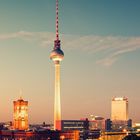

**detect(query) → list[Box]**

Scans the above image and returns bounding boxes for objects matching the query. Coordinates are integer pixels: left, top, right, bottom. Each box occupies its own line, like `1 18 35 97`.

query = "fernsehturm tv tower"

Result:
50 0 64 130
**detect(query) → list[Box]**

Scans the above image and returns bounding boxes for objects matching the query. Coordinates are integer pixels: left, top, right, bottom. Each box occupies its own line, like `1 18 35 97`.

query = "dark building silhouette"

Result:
127 119 132 128
61 120 89 131
122 133 140 140
61 119 100 139
105 119 112 132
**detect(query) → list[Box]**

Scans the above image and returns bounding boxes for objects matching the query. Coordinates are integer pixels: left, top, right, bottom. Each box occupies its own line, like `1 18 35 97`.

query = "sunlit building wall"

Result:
13 97 28 130
60 130 79 140
89 115 105 130
111 97 129 131
111 97 128 121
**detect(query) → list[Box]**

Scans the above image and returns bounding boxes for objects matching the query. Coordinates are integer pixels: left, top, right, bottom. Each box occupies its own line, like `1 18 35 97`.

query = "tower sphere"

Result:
50 48 64 62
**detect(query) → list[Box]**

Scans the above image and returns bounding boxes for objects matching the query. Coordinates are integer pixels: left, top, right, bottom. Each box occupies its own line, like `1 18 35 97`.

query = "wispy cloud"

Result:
0 31 34 40
0 31 140 66
62 35 140 66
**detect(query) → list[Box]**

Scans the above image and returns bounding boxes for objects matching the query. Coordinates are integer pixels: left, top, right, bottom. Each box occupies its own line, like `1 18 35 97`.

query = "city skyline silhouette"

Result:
0 0 140 124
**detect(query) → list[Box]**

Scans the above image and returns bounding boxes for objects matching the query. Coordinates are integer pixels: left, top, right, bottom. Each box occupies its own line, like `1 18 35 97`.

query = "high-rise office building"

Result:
13 97 28 130
50 0 64 130
111 97 128 121
111 97 129 131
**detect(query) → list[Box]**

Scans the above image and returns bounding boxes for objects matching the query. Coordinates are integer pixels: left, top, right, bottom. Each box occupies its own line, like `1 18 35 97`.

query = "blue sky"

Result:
0 0 140 123
0 0 140 35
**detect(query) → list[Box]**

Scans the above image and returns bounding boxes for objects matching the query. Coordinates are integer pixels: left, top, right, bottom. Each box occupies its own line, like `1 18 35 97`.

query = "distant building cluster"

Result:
0 96 139 140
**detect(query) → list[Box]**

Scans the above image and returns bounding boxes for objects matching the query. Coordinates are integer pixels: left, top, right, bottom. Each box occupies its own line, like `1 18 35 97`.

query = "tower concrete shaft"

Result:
54 61 61 130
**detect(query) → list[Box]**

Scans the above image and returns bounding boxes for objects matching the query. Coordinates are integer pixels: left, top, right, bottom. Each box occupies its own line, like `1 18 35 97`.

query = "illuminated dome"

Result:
50 48 64 61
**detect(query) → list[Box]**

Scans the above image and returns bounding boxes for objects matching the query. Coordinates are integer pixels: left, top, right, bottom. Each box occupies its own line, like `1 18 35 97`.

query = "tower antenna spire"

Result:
54 0 61 49
56 0 59 40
